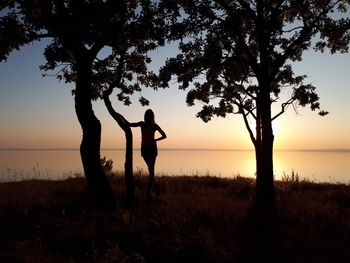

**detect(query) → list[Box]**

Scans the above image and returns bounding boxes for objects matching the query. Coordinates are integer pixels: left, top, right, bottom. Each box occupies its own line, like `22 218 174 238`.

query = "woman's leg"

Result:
144 155 155 199
150 156 160 195
144 155 160 200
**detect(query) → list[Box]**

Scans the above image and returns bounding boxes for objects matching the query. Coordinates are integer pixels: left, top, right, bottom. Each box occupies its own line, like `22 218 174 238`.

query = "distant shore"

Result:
1 147 350 152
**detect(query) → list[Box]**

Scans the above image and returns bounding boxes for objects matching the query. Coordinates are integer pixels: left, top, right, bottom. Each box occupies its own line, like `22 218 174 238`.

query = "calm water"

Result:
0 149 349 183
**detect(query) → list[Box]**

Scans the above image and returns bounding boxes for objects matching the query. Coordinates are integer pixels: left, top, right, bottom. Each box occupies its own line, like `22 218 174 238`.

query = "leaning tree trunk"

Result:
103 94 135 208
75 59 116 208
255 89 275 203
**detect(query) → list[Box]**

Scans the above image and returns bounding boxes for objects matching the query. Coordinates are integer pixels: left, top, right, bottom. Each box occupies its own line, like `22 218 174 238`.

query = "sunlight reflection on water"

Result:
0 149 349 183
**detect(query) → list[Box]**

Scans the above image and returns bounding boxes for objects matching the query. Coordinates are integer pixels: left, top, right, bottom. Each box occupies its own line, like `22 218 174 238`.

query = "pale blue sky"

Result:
0 39 349 150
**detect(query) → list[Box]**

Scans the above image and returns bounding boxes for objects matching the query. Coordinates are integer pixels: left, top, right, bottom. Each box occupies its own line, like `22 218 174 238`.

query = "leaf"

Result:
139 96 149 106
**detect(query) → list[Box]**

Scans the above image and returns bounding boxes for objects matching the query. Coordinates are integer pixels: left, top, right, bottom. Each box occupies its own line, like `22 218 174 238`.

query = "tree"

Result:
159 0 350 202
0 0 162 208
103 91 135 208
101 48 157 208
97 2 162 208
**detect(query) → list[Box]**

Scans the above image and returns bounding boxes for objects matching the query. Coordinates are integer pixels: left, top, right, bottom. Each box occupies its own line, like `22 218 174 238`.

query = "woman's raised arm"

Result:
129 121 143 127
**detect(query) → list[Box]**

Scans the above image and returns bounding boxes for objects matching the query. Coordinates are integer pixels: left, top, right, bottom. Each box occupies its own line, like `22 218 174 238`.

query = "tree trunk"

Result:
255 89 275 203
124 124 134 208
103 94 134 208
253 0 275 202
75 59 116 209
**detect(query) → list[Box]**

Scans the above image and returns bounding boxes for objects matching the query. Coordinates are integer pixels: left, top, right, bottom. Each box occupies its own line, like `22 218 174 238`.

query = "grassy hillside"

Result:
0 173 349 262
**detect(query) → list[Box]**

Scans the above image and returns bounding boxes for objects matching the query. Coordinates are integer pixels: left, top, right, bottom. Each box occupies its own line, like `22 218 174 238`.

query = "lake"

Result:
0 149 349 183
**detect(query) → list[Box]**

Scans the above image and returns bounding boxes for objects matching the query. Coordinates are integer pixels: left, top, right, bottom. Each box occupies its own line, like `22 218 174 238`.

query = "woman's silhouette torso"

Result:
130 109 166 200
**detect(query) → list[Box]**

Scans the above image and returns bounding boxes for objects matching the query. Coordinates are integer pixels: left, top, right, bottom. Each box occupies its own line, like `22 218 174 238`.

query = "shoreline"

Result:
1 148 350 152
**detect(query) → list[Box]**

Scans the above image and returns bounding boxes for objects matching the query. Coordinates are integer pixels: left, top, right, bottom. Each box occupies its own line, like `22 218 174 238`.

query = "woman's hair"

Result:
144 109 155 123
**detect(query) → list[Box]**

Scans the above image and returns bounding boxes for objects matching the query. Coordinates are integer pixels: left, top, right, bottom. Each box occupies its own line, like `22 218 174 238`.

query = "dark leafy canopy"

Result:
0 1 33 61
159 0 350 125
1 0 163 104
1 0 165 207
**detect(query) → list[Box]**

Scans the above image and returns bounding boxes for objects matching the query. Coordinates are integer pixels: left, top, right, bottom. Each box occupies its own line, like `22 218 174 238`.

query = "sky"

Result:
0 39 349 151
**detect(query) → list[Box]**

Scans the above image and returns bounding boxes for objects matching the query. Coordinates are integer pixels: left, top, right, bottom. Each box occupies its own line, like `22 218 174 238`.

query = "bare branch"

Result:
42 64 69 77
271 97 295 121
282 26 304 33
240 107 256 146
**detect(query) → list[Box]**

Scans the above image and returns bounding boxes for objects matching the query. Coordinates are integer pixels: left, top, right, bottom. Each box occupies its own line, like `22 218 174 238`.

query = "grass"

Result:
0 172 349 262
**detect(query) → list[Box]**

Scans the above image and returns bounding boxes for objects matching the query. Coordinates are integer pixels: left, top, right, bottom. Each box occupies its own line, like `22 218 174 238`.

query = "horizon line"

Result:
1 147 350 152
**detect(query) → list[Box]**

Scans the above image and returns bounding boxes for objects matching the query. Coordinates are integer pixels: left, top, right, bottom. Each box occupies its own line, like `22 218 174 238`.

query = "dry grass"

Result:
0 173 349 262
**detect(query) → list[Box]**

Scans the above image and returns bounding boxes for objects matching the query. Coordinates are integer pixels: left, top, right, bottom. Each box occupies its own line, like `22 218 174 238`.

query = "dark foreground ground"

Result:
0 174 349 262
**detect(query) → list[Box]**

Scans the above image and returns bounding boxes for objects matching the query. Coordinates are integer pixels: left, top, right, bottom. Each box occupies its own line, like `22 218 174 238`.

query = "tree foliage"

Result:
0 1 32 61
159 0 350 201
1 0 162 103
160 0 350 130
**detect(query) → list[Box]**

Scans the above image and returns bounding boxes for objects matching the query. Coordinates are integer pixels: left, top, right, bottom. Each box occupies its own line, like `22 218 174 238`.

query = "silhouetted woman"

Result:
130 109 167 200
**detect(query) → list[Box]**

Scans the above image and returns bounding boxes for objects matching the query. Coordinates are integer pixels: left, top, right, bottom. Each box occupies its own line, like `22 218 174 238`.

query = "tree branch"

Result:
282 26 304 33
271 97 295 121
104 50 126 96
240 106 256 146
90 42 104 58
276 0 341 71
103 89 130 132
